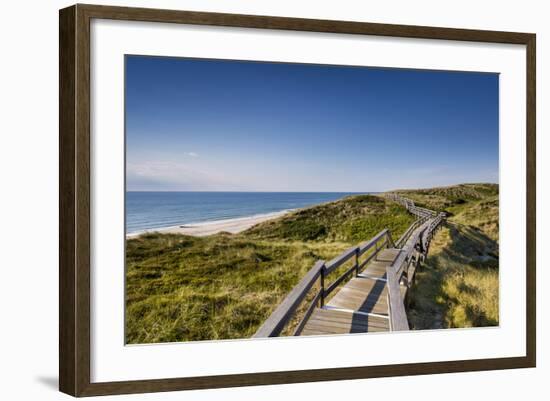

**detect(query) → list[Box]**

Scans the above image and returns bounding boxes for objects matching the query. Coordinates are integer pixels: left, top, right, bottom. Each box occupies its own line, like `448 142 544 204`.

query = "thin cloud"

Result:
126 161 243 191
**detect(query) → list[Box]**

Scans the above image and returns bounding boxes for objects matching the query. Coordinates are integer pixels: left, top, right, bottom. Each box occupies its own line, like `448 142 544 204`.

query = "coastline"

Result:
126 209 292 238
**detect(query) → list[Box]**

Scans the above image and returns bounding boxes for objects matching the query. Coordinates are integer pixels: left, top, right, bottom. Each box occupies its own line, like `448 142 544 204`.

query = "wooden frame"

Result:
59 3 536 397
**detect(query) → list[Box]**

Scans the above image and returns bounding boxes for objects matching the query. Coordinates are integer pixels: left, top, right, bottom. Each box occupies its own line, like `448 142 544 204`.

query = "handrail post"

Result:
354 248 359 276
320 265 325 307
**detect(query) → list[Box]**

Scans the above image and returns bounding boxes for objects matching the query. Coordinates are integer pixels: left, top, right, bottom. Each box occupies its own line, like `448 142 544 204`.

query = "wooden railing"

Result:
386 211 446 331
253 229 394 338
394 215 428 248
421 212 446 254
386 193 437 219
254 194 445 337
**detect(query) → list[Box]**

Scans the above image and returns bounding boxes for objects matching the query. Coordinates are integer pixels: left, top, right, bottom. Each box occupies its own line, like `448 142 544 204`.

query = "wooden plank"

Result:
364 260 394 272
330 299 389 316
300 326 389 336
300 308 389 335
332 289 388 306
310 308 386 322
361 264 388 280
304 321 364 334
301 328 335 336
326 295 387 310
254 260 325 337
327 277 389 315
376 248 401 262
345 278 387 292
309 311 390 330
327 290 389 315
308 309 388 329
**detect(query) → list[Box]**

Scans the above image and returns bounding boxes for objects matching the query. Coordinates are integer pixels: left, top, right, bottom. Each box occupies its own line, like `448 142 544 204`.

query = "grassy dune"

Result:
391 184 499 329
125 194 415 344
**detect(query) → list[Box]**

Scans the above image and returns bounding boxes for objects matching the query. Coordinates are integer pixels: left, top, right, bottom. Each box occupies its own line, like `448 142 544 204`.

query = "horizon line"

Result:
125 181 499 193
125 190 380 193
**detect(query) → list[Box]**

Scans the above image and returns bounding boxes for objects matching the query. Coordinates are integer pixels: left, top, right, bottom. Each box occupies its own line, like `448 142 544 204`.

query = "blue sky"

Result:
126 55 498 192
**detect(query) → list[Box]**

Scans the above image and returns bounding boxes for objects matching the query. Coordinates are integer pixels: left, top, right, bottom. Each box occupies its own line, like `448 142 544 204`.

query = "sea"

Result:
126 192 365 234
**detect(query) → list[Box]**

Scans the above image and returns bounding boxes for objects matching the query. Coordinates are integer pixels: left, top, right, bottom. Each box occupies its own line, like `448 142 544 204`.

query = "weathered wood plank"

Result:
327 292 389 315
360 262 389 280
306 315 389 331
376 248 401 262
309 313 390 330
300 308 389 335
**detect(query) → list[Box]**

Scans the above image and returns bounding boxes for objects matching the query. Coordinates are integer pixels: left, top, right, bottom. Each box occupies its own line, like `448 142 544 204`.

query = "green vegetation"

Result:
246 195 414 243
126 194 415 344
126 185 500 343
395 184 500 329
390 183 498 217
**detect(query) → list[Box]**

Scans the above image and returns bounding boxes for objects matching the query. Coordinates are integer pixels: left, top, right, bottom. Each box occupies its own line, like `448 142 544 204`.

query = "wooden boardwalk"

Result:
300 248 400 335
253 195 446 338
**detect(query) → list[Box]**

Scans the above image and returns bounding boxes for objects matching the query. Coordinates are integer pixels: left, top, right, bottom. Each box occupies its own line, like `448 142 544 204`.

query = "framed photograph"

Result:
59 4 536 397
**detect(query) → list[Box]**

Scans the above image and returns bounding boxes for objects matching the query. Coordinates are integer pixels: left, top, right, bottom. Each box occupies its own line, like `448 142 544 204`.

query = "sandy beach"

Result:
127 210 290 238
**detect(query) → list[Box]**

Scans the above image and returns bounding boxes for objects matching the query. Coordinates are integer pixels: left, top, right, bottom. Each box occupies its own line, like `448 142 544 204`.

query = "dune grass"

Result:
390 183 498 216
126 234 349 343
125 194 415 344
399 184 500 329
245 194 414 242
126 186 499 343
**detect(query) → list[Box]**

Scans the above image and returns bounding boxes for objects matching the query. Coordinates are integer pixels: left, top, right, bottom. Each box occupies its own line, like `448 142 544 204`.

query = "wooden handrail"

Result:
386 256 409 331
395 217 427 248
253 260 325 338
386 210 445 331
386 193 436 219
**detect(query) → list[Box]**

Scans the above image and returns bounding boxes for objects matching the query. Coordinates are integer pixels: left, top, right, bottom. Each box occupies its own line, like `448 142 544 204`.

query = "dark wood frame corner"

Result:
59 3 536 397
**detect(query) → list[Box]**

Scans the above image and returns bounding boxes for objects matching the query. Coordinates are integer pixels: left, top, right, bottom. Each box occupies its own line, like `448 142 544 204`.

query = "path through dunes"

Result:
254 195 445 337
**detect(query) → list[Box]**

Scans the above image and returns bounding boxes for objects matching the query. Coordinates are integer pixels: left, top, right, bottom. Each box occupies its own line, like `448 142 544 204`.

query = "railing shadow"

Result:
357 278 386 314
350 313 373 333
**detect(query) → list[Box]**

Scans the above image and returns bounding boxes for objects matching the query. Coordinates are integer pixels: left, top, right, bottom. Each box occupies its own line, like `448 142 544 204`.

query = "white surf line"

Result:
321 305 390 320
